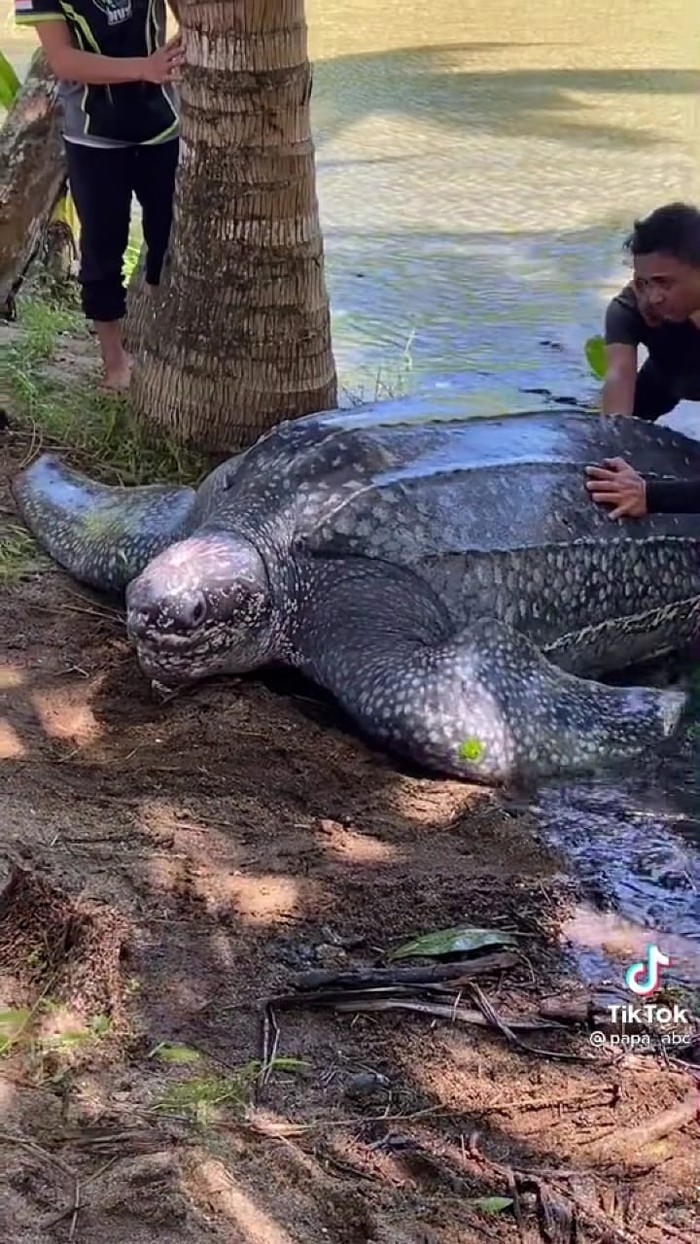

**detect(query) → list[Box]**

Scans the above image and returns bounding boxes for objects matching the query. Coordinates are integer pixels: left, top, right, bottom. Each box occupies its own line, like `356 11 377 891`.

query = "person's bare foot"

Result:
100 356 132 392
93 319 132 392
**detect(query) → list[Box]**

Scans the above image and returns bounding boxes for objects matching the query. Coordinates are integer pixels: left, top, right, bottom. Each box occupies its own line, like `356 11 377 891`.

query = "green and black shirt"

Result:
14 0 179 146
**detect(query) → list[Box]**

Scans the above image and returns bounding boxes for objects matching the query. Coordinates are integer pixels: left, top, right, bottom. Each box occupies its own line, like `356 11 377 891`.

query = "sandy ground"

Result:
0 326 698 1244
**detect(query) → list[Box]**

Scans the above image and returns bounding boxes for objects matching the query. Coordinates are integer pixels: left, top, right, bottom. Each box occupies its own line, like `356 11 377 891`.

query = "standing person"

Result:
601 202 700 421
14 1 184 391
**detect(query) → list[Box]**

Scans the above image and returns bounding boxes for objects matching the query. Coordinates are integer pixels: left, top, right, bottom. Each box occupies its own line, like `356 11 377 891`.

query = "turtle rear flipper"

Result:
12 454 197 595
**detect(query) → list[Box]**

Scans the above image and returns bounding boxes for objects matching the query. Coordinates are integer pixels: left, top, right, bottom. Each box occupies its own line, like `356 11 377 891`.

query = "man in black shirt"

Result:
601 202 700 422
586 203 700 518
15 0 184 391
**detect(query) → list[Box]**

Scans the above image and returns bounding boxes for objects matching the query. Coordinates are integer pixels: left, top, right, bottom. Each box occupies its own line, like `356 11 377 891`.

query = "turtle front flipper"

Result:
290 562 688 784
11 454 197 595
347 617 687 783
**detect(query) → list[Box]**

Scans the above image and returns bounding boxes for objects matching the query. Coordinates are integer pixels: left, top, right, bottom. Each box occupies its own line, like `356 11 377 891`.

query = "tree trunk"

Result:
128 0 337 455
0 50 66 315
123 240 149 350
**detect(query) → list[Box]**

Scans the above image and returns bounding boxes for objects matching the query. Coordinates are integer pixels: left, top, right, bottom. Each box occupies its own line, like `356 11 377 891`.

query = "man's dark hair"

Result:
623 202 700 266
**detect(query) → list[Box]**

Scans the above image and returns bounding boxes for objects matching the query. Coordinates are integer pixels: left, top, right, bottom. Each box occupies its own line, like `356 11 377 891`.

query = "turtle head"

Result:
125 530 276 688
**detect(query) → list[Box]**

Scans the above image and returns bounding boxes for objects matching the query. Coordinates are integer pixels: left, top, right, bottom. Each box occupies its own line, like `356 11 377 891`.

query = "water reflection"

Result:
325 225 621 412
313 52 698 152
538 757 700 986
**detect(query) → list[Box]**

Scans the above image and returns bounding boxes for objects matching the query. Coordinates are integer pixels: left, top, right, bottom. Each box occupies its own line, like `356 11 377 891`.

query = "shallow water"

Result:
3 0 699 986
535 737 700 986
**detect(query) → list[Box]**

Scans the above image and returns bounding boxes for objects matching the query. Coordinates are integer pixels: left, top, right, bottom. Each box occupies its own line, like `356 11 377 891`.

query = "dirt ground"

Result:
1 340 699 1243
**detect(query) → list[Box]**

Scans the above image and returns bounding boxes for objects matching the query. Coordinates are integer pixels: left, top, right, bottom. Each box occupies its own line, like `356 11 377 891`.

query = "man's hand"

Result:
141 34 184 84
585 457 648 519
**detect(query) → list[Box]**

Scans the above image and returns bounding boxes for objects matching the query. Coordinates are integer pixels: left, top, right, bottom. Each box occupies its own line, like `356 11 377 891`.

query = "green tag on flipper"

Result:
458 737 484 762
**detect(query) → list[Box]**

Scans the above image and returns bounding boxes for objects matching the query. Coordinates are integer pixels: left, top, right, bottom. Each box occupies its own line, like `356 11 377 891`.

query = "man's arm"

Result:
601 297 640 416
645 477 700 514
15 1 181 85
586 457 700 518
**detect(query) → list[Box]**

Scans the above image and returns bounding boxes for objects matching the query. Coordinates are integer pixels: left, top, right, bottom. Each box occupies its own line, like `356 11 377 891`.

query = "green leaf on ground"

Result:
466 1196 514 1214
149 1041 203 1064
389 926 519 961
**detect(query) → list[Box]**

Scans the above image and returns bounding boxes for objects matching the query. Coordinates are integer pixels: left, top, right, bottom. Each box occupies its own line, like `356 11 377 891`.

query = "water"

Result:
3 0 699 987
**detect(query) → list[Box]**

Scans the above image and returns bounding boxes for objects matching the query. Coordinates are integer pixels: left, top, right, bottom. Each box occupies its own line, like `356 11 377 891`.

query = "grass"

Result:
1 266 210 579
149 1055 311 1127
1 997 309 1126
0 522 50 583
0 1001 112 1069
4 276 209 489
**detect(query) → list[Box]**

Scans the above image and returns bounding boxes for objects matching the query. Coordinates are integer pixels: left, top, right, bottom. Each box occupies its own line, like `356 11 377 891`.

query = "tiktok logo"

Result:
624 943 671 996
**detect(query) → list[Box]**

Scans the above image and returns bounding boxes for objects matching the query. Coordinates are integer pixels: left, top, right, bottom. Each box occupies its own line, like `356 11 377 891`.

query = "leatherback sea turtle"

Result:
11 397 700 785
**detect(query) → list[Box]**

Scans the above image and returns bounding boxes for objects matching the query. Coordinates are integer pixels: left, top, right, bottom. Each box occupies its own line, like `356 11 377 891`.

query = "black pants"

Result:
64 137 179 322
632 358 680 421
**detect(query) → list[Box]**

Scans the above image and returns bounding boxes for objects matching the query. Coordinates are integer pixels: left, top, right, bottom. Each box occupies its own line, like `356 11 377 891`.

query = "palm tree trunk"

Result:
128 0 337 454
0 51 66 317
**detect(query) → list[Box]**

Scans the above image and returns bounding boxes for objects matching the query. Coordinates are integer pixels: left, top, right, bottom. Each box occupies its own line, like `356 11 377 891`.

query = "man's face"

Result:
633 252 700 322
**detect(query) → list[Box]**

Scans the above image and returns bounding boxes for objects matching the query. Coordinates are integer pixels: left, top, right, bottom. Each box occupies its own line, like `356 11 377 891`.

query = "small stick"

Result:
290 952 519 991
330 996 558 1032
581 1090 698 1164
0 1131 81 1236
257 1005 281 1097
0 1130 74 1178
41 1155 121 1228
466 982 601 1064
505 1166 526 1242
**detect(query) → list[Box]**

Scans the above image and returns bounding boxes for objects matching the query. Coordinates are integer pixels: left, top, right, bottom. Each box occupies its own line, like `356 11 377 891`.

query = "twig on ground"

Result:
579 1089 698 1166
54 1126 165 1152
330 994 561 1033
481 1086 618 1114
472 1150 640 1244
260 961 610 1063
239 1102 458 1139
289 952 519 991
68 1183 81 1241
537 996 600 1025
0 1131 81 1234
466 981 601 1063
41 1155 123 1229
265 984 559 1031
0 1130 74 1177
257 1004 281 1099
504 1165 527 1241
